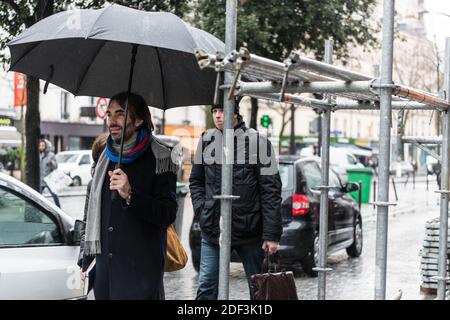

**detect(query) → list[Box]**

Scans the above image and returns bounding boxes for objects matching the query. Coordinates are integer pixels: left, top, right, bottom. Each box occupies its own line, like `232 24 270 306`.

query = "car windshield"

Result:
279 164 293 191
56 153 79 163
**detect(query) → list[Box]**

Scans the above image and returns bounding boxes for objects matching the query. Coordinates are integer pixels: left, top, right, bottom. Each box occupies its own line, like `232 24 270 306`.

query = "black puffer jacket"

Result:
189 121 282 245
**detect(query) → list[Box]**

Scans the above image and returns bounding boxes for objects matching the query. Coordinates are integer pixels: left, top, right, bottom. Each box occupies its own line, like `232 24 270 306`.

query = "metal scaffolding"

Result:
207 0 449 300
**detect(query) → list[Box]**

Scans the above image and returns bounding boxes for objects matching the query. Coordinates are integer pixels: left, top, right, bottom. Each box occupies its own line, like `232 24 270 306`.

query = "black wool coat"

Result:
92 145 177 300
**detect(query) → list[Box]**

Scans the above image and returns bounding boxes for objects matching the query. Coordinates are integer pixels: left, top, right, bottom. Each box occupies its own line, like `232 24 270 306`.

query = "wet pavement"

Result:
55 178 442 300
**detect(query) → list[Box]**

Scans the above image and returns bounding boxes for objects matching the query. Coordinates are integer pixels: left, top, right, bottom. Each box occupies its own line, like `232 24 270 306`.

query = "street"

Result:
53 177 441 300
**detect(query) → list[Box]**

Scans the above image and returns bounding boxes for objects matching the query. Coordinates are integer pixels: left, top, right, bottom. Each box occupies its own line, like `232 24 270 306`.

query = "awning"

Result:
0 127 21 146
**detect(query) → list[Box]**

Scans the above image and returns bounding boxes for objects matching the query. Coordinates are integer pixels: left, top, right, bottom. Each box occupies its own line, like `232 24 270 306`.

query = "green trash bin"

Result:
346 167 374 204
174 182 188 236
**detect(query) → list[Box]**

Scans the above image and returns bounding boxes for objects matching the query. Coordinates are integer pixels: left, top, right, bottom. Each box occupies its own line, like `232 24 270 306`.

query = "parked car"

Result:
329 147 364 183
189 155 363 276
0 172 85 299
55 150 93 186
389 161 414 177
332 143 374 167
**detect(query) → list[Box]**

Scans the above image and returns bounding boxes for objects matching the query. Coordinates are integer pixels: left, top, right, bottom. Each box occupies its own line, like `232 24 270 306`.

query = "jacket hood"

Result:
41 139 53 155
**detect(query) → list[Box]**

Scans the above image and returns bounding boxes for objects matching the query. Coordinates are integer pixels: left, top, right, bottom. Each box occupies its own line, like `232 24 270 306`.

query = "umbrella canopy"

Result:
7 4 224 109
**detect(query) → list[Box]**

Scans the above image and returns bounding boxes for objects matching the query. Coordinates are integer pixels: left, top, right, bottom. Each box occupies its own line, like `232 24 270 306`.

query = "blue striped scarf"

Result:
105 128 151 164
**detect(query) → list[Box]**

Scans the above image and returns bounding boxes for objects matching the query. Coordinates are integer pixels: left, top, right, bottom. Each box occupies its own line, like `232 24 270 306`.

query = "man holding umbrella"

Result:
82 92 178 300
7 4 224 299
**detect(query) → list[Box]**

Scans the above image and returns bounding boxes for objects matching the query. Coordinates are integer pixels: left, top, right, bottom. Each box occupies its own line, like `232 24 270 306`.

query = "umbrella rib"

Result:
85 5 111 39
74 40 108 96
155 47 167 109
9 41 43 71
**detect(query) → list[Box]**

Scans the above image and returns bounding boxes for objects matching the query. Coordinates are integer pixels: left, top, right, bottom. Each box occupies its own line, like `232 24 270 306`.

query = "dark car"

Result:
189 155 363 276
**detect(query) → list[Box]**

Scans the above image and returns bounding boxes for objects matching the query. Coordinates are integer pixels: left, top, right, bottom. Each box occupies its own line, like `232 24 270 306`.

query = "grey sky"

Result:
423 0 450 49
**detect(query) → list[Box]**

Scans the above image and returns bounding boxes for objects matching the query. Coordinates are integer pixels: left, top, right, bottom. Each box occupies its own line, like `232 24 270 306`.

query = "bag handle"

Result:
263 251 280 273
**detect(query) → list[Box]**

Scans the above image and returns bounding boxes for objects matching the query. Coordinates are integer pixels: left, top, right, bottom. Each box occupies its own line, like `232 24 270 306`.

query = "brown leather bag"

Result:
250 252 298 300
165 224 188 272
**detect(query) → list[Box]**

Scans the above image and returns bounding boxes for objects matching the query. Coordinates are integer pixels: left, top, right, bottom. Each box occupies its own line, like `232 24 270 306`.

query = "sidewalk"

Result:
360 179 441 226
376 173 438 184
42 185 87 198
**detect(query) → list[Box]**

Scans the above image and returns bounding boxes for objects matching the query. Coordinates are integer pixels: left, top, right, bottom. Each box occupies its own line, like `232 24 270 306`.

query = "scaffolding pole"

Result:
315 39 334 300
237 80 373 95
197 51 450 111
249 93 331 111
194 0 450 302
392 84 450 109
375 0 395 300
237 50 333 82
401 136 442 161
401 136 442 145
333 101 444 111
217 0 237 300
289 52 372 81
436 37 450 300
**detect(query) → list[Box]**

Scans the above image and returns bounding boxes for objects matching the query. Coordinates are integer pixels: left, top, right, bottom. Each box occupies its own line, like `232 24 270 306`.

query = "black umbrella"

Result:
8 4 224 108
8 4 224 197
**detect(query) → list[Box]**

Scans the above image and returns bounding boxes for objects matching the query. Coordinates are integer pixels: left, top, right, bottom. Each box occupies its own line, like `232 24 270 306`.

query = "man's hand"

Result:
262 240 279 254
108 168 131 200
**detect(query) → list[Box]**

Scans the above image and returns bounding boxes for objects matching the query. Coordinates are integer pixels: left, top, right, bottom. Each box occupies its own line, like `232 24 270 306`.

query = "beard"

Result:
109 123 137 144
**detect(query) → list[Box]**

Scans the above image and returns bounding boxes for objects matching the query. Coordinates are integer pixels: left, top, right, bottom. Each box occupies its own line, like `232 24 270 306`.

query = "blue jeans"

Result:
40 184 61 208
196 238 264 300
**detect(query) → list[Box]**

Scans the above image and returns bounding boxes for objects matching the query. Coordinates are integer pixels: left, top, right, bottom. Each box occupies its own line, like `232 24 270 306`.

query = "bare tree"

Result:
265 100 291 154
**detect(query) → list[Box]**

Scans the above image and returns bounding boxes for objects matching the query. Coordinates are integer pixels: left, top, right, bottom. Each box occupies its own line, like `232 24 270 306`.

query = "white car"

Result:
329 147 364 183
56 150 93 186
0 172 85 299
389 161 414 176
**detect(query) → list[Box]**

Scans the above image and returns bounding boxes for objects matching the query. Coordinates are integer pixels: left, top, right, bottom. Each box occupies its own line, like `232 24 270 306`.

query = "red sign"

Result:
95 97 108 119
14 72 27 107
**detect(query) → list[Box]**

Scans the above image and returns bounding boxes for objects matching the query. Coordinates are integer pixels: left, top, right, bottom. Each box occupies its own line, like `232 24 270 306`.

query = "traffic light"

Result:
260 115 271 128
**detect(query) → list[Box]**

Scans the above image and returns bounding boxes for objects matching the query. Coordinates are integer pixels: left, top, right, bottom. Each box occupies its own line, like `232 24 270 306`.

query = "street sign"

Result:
95 97 108 119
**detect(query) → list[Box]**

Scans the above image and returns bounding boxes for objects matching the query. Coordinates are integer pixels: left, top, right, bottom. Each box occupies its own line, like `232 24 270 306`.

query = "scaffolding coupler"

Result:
227 48 250 100
195 48 214 70
280 52 300 102
215 50 238 73
213 52 225 105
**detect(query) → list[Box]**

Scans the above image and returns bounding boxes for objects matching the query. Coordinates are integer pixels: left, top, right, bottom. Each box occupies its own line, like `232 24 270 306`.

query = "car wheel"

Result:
346 217 363 257
72 176 82 187
301 234 319 277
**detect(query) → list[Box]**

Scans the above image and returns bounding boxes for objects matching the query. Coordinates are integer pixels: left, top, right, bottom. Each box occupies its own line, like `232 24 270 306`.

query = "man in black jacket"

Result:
189 100 282 300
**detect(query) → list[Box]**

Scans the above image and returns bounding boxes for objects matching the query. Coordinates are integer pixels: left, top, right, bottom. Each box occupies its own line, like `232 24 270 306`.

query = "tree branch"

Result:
0 0 20 14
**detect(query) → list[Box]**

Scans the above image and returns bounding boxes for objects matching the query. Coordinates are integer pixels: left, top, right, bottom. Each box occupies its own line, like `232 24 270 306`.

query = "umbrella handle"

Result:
111 45 138 202
111 163 121 201
111 189 120 201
